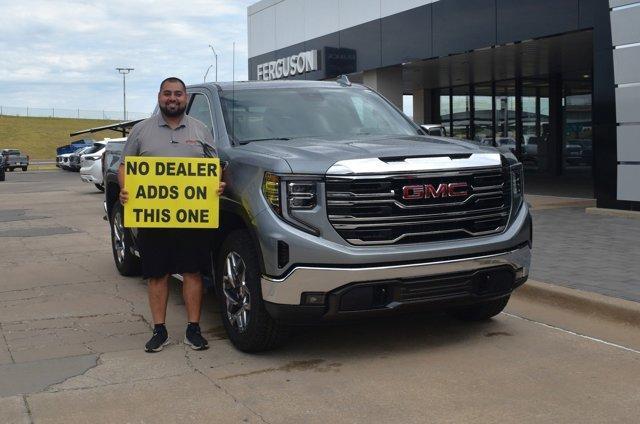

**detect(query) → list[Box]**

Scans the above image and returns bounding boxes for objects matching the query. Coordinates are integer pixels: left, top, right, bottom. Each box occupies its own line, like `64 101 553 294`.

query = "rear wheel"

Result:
215 230 289 352
448 296 510 321
21 166 27 171
110 202 141 276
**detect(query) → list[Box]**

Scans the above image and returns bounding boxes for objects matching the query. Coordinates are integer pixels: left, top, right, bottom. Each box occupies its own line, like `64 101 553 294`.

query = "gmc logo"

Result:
402 183 469 200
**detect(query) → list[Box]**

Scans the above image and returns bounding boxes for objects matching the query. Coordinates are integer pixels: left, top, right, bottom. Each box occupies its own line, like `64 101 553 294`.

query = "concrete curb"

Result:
513 280 640 327
585 207 640 220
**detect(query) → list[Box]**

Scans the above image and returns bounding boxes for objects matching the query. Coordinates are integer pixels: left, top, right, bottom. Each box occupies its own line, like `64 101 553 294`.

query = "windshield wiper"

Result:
239 137 292 145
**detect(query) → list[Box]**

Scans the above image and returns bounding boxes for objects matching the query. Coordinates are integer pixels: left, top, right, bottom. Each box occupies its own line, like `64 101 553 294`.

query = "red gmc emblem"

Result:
402 183 469 200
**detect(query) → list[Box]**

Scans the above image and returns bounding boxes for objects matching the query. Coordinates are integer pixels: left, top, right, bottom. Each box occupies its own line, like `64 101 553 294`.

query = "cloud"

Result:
0 0 254 113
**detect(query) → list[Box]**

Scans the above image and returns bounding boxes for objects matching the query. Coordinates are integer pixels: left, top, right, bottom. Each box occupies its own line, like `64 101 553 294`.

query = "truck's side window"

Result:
187 93 215 131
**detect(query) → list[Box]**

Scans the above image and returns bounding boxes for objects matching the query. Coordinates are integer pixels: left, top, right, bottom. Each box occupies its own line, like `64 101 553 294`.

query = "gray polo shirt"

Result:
120 113 217 164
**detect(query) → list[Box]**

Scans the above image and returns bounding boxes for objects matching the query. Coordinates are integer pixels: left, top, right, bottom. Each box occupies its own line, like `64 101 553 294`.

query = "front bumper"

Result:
261 243 530 312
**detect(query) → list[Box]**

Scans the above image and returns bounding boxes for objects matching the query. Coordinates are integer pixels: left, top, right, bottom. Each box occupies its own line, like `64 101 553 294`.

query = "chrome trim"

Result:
329 205 507 222
333 212 508 229
327 191 504 210
327 191 396 199
345 226 506 245
261 245 531 305
326 153 502 175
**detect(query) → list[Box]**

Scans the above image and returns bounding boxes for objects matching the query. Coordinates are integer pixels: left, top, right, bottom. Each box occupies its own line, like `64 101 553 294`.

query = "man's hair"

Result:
159 77 186 92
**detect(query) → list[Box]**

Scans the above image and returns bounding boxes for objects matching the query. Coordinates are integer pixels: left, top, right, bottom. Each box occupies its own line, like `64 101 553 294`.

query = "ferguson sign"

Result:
257 50 319 80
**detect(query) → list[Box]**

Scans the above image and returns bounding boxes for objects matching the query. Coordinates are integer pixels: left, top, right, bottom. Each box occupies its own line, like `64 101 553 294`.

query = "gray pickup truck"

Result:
103 80 531 352
1 149 29 171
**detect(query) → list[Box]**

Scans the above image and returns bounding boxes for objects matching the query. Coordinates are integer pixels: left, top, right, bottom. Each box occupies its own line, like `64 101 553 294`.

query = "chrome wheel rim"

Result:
113 210 126 265
223 251 251 333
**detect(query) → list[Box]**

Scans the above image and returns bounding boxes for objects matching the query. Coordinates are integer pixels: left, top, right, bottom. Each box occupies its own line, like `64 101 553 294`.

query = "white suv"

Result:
80 138 125 191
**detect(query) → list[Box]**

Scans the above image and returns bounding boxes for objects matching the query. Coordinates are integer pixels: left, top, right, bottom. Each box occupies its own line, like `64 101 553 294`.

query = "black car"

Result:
0 155 6 181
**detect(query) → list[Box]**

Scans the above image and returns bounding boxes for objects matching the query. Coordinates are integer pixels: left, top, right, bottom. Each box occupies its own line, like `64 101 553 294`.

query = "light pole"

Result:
116 67 134 120
208 44 218 82
204 64 213 83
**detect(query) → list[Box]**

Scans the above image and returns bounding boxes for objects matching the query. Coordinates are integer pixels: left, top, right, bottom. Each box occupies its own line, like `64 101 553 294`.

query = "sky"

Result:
0 0 256 115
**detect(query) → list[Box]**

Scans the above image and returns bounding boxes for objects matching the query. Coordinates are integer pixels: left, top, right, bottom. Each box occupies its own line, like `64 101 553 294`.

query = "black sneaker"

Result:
184 324 209 350
145 328 169 353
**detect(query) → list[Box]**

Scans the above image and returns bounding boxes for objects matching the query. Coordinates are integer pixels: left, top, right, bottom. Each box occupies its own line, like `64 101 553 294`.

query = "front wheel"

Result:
448 295 510 321
110 202 141 276
215 230 289 352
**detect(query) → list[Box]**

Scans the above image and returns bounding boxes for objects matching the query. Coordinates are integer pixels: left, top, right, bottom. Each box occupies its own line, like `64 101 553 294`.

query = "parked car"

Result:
1 149 29 171
103 80 531 352
69 146 92 172
56 139 95 156
0 155 6 181
80 139 120 191
58 153 73 170
565 139 592 165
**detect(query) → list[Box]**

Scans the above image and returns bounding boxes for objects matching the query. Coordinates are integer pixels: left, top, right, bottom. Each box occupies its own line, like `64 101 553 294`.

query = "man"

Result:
118 77 225 353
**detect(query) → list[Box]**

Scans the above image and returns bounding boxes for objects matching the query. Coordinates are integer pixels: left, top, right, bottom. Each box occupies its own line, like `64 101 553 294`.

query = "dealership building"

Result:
247 0 640 210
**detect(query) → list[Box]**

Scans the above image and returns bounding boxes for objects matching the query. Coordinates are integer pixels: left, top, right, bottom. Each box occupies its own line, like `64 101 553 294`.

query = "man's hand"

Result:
119 188 129 205
217 182 226 196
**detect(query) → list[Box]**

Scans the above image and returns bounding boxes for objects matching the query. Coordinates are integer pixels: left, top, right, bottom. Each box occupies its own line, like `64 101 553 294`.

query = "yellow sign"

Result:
124 157 220 229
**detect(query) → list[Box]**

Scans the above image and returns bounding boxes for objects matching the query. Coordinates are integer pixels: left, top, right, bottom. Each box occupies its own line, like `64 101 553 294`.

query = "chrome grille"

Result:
326 167 511 245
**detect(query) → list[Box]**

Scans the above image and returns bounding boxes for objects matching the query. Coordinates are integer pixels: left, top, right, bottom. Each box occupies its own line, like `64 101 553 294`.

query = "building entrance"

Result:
406 30 595 198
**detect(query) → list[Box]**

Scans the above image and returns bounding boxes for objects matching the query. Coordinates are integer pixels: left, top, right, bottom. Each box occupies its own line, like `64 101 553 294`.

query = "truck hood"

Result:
238 135 499 174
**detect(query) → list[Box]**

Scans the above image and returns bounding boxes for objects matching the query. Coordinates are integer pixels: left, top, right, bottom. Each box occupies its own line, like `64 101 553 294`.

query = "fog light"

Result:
302 292 326 305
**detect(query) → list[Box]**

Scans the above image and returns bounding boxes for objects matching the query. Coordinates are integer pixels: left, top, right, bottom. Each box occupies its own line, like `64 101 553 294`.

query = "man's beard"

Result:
159 103 186 117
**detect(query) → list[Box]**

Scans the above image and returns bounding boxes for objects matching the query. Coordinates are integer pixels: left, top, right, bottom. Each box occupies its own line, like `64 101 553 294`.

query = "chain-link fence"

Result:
0 106 150 121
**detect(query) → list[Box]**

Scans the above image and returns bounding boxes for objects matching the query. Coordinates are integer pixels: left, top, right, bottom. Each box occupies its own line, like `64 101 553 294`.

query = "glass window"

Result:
452 86 470 140
219 87 419 143
439 88 451 134
474 84 493 144
563 80 592 174
188 93 214 130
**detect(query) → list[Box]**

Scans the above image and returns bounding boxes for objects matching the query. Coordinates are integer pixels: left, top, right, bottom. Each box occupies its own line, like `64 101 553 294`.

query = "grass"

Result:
0 115 126 160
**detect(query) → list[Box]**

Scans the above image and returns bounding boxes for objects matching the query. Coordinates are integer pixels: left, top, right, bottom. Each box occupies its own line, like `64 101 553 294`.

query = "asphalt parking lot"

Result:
1 171 639 424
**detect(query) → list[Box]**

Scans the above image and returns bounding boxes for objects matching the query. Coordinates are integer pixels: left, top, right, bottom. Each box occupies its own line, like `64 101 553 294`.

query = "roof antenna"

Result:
336 74 351 87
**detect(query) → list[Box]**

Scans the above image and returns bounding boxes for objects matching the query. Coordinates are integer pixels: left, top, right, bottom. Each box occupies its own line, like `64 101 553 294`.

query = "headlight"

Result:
287 182 316 209
510 163 524 214
262 172 320 235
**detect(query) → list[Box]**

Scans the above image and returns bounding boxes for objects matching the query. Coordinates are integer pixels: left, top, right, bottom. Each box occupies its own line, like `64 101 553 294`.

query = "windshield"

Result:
220 87 418 143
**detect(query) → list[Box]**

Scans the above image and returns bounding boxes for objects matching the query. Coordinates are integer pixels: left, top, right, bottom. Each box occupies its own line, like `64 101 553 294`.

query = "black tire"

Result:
0 172 5 181
215 230 289 352
110 202 141 276
21 167 27 171
449 295 510 322
95 183 105 192
7 167 13 172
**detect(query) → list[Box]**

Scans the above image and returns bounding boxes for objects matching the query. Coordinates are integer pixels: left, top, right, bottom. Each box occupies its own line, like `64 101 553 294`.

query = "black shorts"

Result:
137 228 212 279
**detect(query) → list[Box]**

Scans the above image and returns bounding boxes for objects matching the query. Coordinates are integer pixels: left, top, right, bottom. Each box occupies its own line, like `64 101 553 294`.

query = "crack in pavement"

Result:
0 354 99 397
0 279 106 295
22 395 34 424
1 312 141 325
183 346 271 424
0 322 16 363
47 370 195 393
